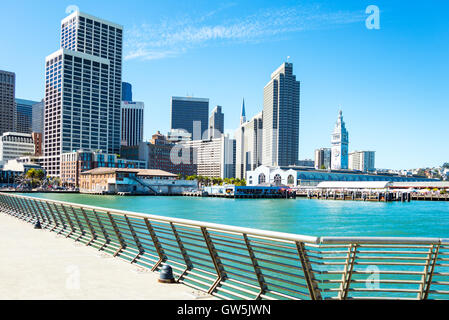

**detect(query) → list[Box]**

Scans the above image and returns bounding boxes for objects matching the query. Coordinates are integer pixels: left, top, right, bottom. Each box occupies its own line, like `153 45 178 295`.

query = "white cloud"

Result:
124 5 365 61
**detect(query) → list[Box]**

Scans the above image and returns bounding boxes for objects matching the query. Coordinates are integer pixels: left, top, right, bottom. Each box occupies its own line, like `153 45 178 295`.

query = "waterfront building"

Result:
79 167 197 194
32 132 43 156
121 131 197 177
15 99 38 134
331 110 349 170
349 150 376 172
31 99 45 134
0 70 15 135
0 159 44 185
44 12 123 177
209 105 224 139
262 62 300 167
246 165 436 188
171 96 209 139
234 111 263 179
121 101 144 147
180 135 235 179
315 148 332 170
0 132 35 162
122 82 132 101
60 150 146 187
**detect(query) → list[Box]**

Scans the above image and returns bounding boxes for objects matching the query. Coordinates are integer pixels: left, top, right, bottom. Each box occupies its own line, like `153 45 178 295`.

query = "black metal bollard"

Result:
34 220 42 229
159 264 175 283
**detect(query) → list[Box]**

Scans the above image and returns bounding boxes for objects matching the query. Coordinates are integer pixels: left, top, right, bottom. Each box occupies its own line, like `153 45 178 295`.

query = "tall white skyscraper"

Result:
43 12 123 177
331 110 349 170
349 151 375 172
234 111 263 179
262 62 300 167
121 101 144 146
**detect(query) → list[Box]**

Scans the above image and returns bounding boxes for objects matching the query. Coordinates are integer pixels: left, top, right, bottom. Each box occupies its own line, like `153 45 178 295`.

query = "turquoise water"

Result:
23 193 449 238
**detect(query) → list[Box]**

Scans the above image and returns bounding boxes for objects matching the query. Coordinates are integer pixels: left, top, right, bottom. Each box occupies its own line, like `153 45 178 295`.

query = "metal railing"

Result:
0 192 448 300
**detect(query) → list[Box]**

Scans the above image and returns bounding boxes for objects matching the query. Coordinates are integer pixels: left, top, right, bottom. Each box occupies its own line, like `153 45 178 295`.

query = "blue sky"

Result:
1 0 448 170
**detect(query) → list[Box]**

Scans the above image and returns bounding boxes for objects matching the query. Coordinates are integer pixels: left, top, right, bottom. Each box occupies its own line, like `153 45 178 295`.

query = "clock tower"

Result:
331 110 349 170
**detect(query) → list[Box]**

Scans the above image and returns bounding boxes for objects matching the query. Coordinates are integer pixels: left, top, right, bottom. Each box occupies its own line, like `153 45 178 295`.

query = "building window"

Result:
274 174 282 186
258 173 266 184
287 175 295 185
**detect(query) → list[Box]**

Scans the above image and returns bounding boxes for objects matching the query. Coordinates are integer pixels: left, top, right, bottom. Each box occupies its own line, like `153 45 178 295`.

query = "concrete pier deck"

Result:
0 213 215 300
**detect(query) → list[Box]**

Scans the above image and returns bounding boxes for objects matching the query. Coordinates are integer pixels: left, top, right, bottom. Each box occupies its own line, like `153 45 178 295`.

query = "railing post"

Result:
296 241 322 300
243 234 267 299
170 222 194 281
45 201 62 232
21 198 37 223
60 204 77 238
338 243 358 300
124 215 144 263
32 199 51 228
92 209 111 251
421 243 441 300
143 218 166 271
201 227 226 294
68 205 86 242
107 212 124 256
80 207 96 246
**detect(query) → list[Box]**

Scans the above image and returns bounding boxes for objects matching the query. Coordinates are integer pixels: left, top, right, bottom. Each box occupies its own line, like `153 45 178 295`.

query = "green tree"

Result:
443 163 449 169
320 164 326 170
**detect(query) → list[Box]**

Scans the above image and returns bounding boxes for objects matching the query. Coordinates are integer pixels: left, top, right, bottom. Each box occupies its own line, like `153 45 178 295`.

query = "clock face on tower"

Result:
334 150 340 157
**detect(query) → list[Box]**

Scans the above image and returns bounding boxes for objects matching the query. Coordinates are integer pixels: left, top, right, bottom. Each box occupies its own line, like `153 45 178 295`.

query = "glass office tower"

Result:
170 96 209 140
44 12 123 177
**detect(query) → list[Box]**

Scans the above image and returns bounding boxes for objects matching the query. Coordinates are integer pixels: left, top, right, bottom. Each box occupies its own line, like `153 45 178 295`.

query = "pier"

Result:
0 213 213 300
298 190 449 202
1 192 449 300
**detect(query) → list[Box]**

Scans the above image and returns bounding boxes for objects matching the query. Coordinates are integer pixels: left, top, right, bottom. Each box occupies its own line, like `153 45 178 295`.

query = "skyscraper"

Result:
122 82 132 101
121 101 144 146
32 99 45 134
44 12 123 177
349 151 375 172
234 111 263 179
315 148 332 170
0 70 15 135
262 62 300 167
171 96 209 140
331 110 349 170
15 98 38 134
209 105 224 139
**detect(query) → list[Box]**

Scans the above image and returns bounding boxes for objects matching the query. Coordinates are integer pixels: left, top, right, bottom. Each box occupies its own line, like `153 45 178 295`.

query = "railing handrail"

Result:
0 192 319 244
2 192 448 246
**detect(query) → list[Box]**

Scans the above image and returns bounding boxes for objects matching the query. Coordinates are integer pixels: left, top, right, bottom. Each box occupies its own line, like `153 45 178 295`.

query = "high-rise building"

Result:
0 70 15 135
122 82 132 101
262 62 300 167
349 151 375 172
181 135 235 179
0 132 35 162
32 132 43 156
234 111 263 179
121 131 197 177
209 105 224 139
15 99 38 134
240 99 246 125
44 12 123 177
331 110 349 170
315 148 332 170
121 101 144 146
32 99 45 133
171 96 209 140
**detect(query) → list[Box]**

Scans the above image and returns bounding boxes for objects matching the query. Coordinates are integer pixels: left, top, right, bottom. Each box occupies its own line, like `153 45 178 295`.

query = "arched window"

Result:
274 174 282 186
258 173 266 184
287 175 295 185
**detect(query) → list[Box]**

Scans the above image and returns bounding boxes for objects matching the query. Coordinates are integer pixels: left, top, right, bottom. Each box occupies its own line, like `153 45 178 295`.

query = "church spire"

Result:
240 98 246 125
